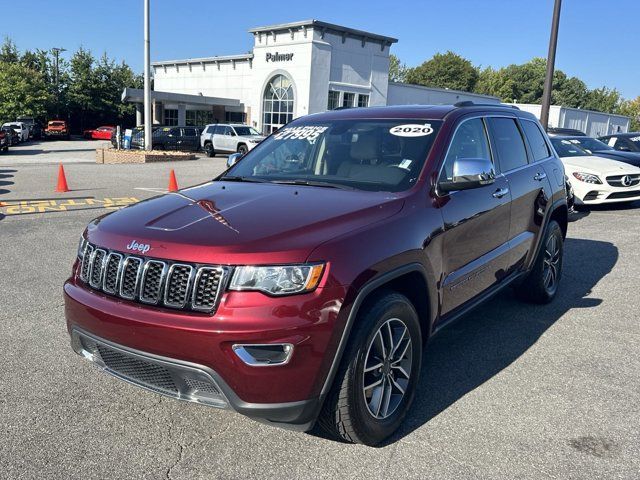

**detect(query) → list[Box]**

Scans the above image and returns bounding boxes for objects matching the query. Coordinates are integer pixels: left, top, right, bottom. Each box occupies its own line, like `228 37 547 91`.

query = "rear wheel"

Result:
204 142 215 157
318 292 422 446
514 220 563 304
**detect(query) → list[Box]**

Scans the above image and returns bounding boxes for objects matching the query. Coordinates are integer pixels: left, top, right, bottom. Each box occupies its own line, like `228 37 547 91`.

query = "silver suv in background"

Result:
200 124 265 157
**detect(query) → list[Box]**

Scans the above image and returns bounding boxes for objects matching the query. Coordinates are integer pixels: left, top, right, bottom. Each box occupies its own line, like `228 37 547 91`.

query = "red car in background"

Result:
83 126 116 140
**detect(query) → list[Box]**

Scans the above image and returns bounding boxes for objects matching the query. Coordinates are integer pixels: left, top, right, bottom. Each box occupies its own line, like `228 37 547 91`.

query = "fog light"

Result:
232 344 293 366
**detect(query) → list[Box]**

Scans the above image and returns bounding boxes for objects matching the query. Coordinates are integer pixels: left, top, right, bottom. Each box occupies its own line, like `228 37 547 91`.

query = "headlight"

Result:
229 264 324 296
572 172 602 184
249 139 261 144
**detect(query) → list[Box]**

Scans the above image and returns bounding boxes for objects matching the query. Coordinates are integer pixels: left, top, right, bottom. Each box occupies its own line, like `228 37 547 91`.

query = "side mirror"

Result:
439 158 495 193
227 152 243 168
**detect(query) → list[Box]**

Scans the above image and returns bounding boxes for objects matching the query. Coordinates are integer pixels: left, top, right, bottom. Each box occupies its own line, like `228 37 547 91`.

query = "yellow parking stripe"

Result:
0 197 140 215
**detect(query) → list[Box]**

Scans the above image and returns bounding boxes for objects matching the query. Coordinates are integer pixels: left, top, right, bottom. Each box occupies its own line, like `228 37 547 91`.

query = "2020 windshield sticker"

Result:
273 126 329 143
390 124 434 137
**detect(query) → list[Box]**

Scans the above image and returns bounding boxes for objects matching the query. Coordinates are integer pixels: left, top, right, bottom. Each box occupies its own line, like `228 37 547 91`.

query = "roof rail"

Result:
454 101 520 110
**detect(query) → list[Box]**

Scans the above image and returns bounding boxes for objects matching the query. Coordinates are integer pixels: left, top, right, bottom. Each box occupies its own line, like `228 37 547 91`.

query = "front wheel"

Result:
237 144 248 155
514 220 563 304
318 292 422 446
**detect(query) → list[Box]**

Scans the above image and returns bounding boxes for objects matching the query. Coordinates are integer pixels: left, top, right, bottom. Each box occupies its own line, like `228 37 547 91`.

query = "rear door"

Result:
486 117 553 274
438 116 511 315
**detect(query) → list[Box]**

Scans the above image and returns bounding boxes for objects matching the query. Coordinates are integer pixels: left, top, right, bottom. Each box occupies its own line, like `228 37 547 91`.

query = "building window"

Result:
327 91 340 110
225 111 247 123
342 92 355 108
358 94 370 108
186 110 215 126
164 109 178 126
263 74 294 135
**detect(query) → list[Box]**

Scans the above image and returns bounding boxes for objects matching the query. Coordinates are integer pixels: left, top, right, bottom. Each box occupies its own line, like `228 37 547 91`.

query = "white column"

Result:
143 0 152 150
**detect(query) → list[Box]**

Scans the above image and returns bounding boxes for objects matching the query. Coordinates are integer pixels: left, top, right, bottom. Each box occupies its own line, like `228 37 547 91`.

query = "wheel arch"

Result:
319 263 435 399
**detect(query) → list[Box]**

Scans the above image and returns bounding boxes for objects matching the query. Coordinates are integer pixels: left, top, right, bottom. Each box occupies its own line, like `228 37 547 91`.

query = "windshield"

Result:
629 135 640 148
550 138 590 157
568 137 613 152
223 119 442 192
234 126 261 136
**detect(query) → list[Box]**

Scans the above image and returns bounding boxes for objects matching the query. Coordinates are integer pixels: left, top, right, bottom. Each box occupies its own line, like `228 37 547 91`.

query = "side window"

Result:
440 118 492 181
213 126 223 135
205 126 215 134
487 118 529 172
169 128 181 136
183 128 197 136
521 120 550 161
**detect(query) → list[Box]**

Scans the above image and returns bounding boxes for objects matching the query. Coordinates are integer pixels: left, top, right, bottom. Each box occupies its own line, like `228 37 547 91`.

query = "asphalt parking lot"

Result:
1 140 639 479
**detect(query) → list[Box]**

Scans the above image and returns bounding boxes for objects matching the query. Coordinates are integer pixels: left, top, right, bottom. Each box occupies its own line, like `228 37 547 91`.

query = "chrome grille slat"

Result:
102 252 123 294
139 260 167 304
89 249 107 288
78 242 224 314
192 267 224 312
164 264 194 308
119 256 143 300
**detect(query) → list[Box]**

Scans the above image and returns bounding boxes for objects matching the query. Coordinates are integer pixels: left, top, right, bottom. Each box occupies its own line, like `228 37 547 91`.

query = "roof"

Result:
152 54 253 68
248 19 398 45
599 132 640 137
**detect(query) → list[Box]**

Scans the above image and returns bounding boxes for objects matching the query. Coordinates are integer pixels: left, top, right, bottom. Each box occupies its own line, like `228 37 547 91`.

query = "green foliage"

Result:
619 97 640 131
388 54 408 83
0 39 141 131
405 51 479 92
0 61 51 120
583 87 622 114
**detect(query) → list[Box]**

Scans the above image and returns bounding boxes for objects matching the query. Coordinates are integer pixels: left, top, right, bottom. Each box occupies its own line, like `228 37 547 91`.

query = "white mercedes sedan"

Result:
550 137 640 205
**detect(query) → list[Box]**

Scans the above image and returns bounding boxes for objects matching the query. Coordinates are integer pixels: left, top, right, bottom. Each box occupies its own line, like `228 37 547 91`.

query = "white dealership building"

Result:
122 19 498 134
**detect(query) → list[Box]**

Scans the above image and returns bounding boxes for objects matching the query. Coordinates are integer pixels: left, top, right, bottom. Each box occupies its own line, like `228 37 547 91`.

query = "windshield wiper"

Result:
270 179 355 190
219 175 269 183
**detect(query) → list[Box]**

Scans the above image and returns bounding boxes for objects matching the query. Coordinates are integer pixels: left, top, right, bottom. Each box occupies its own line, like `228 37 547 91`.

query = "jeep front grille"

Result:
79 242 226 313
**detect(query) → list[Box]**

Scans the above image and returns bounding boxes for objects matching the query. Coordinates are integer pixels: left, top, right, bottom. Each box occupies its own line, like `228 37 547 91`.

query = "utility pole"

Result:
540 0 562 132
143 0 152 150
51 47 66 119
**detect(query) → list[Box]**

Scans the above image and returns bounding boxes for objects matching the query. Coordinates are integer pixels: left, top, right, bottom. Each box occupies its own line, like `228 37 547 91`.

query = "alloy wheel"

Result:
543 234 561 294
362 318 413 420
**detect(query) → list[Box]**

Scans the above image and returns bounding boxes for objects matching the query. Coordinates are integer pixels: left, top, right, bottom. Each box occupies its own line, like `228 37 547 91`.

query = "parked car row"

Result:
547 132 640 207
108 123 266 154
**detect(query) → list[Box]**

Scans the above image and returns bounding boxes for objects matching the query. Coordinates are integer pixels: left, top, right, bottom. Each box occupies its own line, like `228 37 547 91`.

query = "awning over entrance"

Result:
121 88 242 108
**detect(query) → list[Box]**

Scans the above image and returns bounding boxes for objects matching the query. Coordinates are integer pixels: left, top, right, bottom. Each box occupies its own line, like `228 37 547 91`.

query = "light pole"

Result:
540 0 562 132
51 47 66 119
143 0 152 150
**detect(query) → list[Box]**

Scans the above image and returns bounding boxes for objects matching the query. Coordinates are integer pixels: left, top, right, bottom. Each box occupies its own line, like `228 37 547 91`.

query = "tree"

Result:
0 62 51 121
584 87 622 114
405 51 479 92
67 47 99 130
388 54 408 83
619 97 640 131
553 75 589 109
0 37 19 63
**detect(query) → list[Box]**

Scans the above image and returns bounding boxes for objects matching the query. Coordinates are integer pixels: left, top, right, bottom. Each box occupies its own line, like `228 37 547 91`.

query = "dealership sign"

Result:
266 52 294 62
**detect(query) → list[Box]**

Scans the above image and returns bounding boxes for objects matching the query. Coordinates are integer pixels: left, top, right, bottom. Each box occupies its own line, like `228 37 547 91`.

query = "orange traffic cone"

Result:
56 164 70 192
168 169 179 192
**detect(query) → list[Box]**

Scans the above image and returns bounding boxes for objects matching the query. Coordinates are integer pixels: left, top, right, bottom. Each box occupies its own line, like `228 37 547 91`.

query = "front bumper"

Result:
64 278 347 429
575 188 640 204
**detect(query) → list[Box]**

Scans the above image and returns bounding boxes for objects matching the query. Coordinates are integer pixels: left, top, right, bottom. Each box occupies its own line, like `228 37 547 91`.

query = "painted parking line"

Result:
0 197 140 216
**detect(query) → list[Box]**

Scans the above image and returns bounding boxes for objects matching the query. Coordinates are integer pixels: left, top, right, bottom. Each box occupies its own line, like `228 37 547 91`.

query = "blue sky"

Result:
2 0 638 99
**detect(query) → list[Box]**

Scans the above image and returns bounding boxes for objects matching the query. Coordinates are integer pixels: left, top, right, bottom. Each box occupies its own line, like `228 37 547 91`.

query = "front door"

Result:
437 117 511 316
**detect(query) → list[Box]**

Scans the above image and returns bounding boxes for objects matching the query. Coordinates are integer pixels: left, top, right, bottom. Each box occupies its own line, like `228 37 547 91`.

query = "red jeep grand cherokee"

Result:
65 103 568 445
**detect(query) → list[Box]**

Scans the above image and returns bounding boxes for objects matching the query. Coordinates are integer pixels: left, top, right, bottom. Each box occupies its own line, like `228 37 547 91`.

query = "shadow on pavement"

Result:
386 238 618 444
0 168 17 221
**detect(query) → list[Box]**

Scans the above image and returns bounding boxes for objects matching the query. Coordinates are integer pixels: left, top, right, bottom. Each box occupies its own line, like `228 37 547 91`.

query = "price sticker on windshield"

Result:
273 126 329 143
389 124 434 137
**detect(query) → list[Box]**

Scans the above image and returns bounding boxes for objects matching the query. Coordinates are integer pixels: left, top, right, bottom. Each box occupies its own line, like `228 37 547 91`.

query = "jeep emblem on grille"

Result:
126 240 151 254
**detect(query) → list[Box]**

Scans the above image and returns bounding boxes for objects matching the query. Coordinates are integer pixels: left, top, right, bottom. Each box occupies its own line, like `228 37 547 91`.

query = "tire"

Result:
237 144 248 155
318 291 422 446
514 220 563 304
204 142 215 157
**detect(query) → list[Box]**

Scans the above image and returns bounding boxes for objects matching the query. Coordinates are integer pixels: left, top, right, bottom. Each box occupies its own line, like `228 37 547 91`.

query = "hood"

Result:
87 181 405 264
243 135 266 142
560 155 640 176
590 150 640 167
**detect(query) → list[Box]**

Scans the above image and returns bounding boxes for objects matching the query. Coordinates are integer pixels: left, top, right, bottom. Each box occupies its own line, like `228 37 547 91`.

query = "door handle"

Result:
492 187 509 199
534 172 547 181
